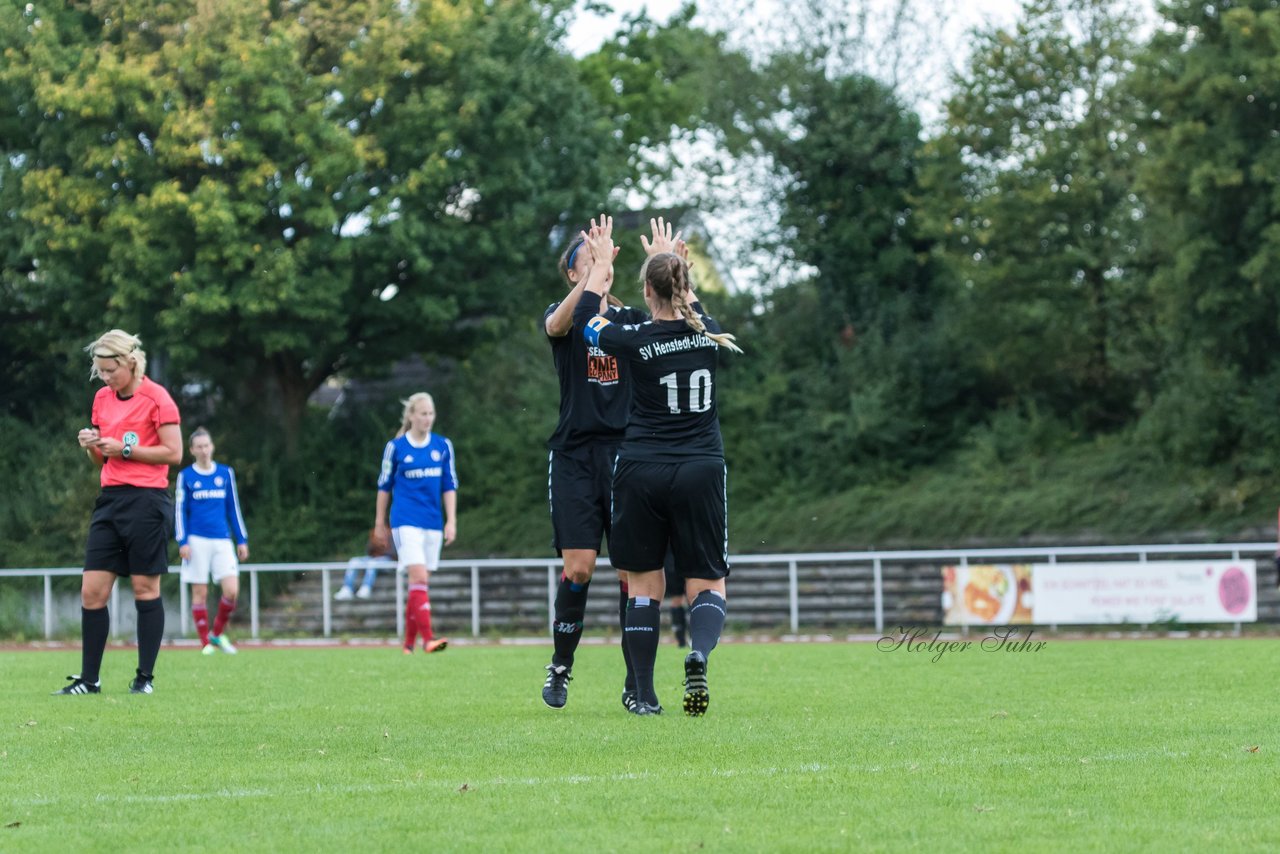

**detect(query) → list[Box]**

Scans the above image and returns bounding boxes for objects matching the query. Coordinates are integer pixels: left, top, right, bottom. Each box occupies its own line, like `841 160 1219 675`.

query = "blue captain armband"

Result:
583 315 612 347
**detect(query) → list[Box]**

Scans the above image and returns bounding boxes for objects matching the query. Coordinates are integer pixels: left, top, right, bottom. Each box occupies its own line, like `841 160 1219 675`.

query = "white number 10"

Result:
659 369 712 414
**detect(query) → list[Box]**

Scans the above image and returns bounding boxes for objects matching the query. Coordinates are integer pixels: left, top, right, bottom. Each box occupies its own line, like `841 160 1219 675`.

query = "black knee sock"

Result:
81 606 109 684
688 590 727 659
135 597 164 678
619 581 635 692
671 602 688 647
624 597 662 706
551 575 590 668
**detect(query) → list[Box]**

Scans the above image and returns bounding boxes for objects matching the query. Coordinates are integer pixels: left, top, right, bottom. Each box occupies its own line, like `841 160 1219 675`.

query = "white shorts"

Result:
392 526 443 572
180 535 239 584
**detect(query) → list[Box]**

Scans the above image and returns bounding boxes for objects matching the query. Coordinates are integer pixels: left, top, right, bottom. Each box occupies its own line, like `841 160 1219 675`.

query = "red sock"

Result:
193 604 210 646
406 585 428 649
417 592 434 643
212 597 236 636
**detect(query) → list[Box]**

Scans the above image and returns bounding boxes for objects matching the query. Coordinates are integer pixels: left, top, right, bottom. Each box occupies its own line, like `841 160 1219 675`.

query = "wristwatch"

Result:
121 444 132 459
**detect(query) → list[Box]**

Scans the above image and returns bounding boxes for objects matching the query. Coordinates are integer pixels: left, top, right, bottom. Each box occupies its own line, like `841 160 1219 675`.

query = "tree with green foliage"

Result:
0 0 627 450
1129 0 1280 464
920 0 1149 430
725 56 967 491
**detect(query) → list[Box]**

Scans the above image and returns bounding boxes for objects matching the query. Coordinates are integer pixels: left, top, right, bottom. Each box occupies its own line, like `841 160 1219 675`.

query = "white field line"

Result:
14 747 1199 808
16 763 834 807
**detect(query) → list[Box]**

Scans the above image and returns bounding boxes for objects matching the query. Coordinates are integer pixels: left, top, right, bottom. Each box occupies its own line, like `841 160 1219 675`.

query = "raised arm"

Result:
545 280 600 337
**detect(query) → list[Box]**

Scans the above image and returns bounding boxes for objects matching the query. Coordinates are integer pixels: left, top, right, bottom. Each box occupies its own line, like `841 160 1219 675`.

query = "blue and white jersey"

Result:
377 433 458 530
175 462 248 545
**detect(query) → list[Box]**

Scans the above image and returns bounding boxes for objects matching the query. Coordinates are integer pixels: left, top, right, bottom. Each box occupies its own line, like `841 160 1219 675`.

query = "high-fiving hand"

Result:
582 214 615 270
640 216 679 256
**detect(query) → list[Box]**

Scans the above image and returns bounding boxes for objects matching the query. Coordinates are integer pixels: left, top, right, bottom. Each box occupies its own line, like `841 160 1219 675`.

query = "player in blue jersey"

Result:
541 220 654 711
374 392 458 654
576 216 741 716
175 427 249 655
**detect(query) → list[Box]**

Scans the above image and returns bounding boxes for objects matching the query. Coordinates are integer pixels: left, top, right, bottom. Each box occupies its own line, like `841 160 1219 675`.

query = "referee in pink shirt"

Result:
54 329 183 696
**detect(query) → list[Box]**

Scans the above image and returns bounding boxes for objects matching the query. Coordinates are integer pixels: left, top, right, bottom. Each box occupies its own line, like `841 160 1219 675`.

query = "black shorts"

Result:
548 443 619 554
609 458 730 580
84 486 173 576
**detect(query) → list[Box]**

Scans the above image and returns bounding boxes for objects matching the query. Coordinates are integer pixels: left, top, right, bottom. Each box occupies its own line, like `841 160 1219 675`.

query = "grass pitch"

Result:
1 636 1276 852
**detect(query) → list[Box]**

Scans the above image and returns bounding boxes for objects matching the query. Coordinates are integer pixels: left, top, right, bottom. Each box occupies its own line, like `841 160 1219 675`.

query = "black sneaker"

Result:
628 701 663 716
683 651 709 717
52 675 100 695
542 664 571 709
128 671 154 695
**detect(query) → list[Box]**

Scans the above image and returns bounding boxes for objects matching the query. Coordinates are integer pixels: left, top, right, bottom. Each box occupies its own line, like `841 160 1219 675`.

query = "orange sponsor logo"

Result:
587 354 619 383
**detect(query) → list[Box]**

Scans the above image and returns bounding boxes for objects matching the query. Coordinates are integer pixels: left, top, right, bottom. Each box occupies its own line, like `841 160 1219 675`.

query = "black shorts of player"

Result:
548 442 620 554
84 486 174 576
610 458 730 580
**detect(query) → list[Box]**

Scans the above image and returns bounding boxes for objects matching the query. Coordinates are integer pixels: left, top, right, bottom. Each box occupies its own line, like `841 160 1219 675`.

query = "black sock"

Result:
551 575 590 668
671 603 688 647
688 590 727 659
81 606 109 684
624 597 662 706
135 597 165 678
619 581 635 692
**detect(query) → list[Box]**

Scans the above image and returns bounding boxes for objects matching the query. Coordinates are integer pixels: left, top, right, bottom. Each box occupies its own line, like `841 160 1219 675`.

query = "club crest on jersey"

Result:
214 476 223 487
405 455 414 463
431 450 442 462
123 431 139 447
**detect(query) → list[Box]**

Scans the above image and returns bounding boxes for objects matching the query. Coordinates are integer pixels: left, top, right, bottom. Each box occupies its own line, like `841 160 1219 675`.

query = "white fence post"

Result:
471 565 481 638
873 557 884 635
396 569 404 640
110 579 120 640
546 565 556 629
321 569 332 638
788 560 799 634
250 569 260 640
44 575 53 640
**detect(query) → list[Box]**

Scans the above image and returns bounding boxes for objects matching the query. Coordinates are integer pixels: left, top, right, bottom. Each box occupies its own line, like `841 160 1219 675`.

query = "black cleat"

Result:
628 701 663 716
621 690 638 713
542 664 571 709
683 651 709 716
128 671 154 695
52 675 100 695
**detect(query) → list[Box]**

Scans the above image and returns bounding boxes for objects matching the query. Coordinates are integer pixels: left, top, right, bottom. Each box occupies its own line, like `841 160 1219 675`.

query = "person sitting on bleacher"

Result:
335 529 396 601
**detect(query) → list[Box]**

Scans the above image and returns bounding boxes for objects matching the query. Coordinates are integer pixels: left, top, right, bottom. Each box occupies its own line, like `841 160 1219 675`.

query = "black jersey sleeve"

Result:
579 297 644 358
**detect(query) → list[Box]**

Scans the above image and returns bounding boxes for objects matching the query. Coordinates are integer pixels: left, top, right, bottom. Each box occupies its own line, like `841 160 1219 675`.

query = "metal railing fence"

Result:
2 542 1273 640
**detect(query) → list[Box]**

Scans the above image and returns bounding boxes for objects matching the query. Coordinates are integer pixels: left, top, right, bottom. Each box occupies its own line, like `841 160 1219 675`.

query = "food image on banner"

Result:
942 564 1032 625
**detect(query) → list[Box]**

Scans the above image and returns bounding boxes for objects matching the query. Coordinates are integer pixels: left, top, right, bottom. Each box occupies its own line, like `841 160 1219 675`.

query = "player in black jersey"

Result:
542 220 649 710
575 216 741 716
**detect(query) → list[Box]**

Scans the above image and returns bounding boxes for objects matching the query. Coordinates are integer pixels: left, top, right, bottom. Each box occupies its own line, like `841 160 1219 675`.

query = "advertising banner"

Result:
942 561 1256 625
1031 560 1256 624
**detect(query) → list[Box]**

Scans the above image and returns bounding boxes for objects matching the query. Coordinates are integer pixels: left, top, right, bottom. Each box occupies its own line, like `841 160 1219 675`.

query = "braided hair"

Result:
641 254 742 353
